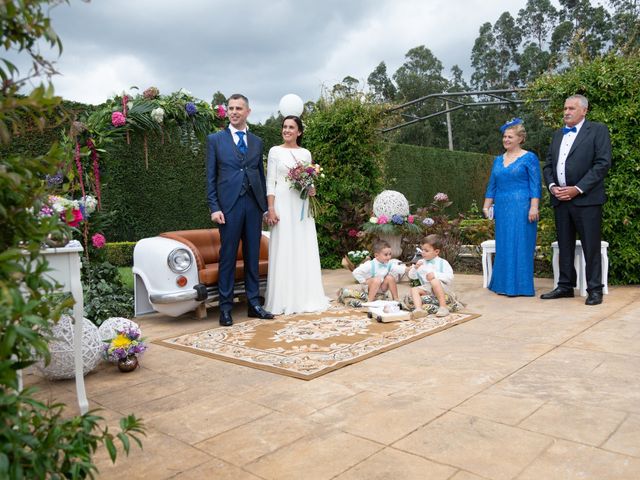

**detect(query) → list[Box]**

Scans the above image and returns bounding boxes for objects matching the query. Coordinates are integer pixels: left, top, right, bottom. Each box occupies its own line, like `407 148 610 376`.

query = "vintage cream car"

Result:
133 229 269 318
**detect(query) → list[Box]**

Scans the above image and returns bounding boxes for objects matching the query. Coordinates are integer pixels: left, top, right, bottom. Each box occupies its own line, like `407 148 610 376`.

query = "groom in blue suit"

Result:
207 94 274 326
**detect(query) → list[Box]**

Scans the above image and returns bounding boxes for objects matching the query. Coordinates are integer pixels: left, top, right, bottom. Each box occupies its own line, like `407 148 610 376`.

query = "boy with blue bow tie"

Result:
352 240 406 302
408 234 454 317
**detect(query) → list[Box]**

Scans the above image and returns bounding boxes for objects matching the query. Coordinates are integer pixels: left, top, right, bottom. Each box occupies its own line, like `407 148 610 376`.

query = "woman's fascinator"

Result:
499 117 523 134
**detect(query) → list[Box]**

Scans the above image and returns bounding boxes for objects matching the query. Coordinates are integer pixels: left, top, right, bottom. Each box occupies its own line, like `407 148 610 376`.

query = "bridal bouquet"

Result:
285 160 323 219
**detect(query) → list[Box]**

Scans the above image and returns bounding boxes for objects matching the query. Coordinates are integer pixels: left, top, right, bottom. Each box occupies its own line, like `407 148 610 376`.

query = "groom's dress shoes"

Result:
248 305 274 319
219 311 233 327
540 287 575 300
585 291 603 306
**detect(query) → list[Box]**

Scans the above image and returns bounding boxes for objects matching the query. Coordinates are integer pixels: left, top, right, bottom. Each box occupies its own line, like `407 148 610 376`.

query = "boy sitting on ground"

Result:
407 234 454 318
352 240 406 303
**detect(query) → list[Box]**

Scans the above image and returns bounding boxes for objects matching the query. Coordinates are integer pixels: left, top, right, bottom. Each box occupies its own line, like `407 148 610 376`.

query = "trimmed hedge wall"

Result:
104 241 136 267
384 143 494 214
101 129 212 241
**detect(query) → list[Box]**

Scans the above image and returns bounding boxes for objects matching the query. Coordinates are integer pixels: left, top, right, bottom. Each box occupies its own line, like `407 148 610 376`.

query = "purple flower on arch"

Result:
185 102 197 116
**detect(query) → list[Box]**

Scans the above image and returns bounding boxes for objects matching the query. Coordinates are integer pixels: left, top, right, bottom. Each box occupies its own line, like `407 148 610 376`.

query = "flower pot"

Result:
341 256 355 271
117 355 139 373
44 231 71 248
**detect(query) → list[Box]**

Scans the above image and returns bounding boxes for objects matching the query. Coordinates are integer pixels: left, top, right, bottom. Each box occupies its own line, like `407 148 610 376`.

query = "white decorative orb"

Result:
373 190 410 218
98 317 139 341
36 315 103 380
278 94 304 117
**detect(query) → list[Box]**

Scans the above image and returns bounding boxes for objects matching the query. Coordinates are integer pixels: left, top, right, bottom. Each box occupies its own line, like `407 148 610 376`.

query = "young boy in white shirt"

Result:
352 240 406 302
408 234 454 317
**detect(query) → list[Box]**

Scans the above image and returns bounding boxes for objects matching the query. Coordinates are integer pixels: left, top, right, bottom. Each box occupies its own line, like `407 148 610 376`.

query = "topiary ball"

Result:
373 190 410 218
36 314 103 380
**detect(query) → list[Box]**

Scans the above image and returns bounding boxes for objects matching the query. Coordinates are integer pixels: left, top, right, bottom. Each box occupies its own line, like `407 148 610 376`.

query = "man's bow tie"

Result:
562 126 577 135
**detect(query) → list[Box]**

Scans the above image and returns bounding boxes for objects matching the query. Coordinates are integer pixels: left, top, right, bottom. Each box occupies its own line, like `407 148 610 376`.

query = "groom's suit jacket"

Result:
206 128 267 214
542 119 612 207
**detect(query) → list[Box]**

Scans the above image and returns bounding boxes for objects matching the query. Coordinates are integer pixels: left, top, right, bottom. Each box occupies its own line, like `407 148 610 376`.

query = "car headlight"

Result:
167 248 192 273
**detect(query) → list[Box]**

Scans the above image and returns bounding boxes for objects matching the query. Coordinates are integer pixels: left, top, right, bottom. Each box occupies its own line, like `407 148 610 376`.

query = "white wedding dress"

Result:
264 146 329 315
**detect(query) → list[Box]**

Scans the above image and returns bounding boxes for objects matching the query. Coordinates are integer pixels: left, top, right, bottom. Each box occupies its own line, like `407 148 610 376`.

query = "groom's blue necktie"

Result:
562 126 577 135
236 131 247 154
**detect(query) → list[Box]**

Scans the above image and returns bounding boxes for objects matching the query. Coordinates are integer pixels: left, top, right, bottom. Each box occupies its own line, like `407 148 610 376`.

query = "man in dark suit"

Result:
540 94 612 305
207 93 274 326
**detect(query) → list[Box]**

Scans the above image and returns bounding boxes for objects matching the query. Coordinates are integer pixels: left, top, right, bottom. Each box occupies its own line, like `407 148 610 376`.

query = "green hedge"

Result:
384 143 495 214
101 129 212 241
104 241 136 267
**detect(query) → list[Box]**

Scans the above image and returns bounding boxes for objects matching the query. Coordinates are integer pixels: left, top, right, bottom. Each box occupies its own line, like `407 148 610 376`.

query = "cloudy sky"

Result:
11 0 531 122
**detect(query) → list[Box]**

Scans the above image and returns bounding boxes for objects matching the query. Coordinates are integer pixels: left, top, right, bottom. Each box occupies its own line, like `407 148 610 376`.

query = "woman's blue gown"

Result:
485 151 542 296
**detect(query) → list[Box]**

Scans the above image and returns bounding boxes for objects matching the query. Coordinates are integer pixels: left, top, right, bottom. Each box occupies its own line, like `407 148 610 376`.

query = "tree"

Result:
1 1 144 477
554 0 613 63
367 61 397 102
331 75 361 98
211 90 226 105
391 46 449 148
494 12 522 85
608 0 640 53
470 22 501 89
517 0 558 48
304 94 386 268
393 45 448 101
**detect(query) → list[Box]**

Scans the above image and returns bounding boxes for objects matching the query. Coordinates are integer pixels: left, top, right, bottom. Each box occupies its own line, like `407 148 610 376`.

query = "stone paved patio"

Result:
25 271 640 479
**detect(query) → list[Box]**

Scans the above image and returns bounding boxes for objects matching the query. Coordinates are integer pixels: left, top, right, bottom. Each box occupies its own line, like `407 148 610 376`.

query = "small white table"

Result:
40 246 89 414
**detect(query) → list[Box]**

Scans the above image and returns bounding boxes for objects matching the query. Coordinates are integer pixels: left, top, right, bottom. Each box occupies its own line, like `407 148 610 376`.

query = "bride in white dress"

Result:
264 116 329 315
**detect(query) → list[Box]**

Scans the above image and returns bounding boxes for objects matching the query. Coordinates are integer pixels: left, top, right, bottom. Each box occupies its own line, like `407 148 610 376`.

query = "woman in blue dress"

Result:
483 118 542 296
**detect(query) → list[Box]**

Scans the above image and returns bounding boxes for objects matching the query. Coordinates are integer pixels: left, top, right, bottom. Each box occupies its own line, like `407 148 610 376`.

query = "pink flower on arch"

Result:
67 208 83 227
377 215 388 225
408 215 415 223
92 233 106 249
111 111 126 127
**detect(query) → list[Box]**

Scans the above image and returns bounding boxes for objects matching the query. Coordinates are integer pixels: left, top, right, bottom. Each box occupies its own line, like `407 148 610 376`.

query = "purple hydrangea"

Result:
185 102 197 116
46 172 64 186
391 214 404 225
423 217 435 226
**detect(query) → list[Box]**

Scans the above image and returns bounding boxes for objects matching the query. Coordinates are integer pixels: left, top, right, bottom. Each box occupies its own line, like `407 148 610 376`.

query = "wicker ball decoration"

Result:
98 317 139 341
372 190 410 218
36 314 103 380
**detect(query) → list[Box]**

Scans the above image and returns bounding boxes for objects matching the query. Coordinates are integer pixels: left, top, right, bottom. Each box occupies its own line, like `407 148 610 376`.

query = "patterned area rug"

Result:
157 306 480 380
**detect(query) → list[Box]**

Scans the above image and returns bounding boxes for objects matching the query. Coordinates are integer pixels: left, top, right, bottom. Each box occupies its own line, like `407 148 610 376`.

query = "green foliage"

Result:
118 266 134 291
460 219 495 245
82 261 134 325
105 241 136 267
303 96 386 268
1 1 144 475
384 143 495 216
1 393 145 479
527 53 640 284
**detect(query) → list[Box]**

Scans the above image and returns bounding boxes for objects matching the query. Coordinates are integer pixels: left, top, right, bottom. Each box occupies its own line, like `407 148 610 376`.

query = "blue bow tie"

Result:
562 126 577 135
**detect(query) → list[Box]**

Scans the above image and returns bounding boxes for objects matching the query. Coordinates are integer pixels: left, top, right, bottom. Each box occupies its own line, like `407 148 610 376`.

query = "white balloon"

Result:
279 94 304 117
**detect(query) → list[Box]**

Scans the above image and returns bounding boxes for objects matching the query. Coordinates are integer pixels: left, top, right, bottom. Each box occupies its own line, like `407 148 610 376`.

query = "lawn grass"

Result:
118 267 134 291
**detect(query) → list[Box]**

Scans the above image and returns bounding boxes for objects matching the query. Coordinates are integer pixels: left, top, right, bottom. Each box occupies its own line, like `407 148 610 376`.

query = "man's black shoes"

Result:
585 291 603 306
248 304 274 319
540 287 575 300
219 311 233 326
